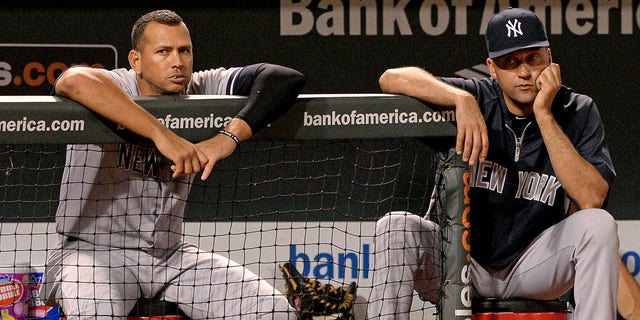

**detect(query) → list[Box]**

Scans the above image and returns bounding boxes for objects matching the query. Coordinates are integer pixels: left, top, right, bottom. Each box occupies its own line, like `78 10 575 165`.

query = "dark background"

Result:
0 1 637 219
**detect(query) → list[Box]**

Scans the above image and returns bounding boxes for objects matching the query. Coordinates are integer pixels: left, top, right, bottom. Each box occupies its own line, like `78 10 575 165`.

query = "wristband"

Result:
218 129 240 145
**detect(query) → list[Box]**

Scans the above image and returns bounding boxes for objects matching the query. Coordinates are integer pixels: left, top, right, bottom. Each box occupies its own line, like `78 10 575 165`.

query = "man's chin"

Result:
511 94 536 108
161 89 185 96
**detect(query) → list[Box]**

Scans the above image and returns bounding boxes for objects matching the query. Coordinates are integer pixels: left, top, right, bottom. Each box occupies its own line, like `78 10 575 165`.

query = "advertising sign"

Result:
0 44 117 95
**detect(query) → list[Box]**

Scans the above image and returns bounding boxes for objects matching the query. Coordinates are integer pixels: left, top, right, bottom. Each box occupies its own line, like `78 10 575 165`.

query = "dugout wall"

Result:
0 1 637 222
0 94 471 319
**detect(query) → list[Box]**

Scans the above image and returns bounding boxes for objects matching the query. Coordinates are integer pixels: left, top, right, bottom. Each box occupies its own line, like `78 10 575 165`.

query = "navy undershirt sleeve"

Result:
228 63 306 133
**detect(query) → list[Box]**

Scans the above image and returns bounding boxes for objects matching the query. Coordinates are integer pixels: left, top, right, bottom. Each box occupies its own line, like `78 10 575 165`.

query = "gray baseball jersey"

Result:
45 65 299 319
56 67 243 251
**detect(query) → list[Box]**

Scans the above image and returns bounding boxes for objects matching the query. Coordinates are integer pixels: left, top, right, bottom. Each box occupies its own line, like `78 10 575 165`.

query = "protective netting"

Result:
0 139 452 319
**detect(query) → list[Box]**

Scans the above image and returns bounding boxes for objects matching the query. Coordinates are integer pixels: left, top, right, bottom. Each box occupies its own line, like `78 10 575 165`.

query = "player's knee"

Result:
375 211 413 236
375 211 438 237
575 208 618 248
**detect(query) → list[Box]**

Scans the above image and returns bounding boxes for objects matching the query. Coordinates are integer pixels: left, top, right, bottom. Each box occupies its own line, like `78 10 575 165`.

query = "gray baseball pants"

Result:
368 208 619 320
44 239 297 320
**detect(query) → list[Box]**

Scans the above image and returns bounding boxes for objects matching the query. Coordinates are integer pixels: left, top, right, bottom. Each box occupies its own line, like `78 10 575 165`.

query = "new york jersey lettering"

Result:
118 143 161 179
470 162 562 206
469 161 507 194
516 172 561 206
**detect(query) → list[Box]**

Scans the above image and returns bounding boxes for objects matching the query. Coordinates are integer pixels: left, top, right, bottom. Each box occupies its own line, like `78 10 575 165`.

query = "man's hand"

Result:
154 132 209 179
196 119 251 180
378 66 488 165
533 63 562 116
195 134 238 180
454 94 489 166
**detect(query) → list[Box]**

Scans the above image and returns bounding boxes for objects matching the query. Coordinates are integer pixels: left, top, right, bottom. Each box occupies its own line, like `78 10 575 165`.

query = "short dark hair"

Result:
131 10 183 50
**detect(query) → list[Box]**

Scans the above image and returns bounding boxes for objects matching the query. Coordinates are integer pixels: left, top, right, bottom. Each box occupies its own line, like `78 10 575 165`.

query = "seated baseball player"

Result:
43 9 305 320
368 8 618 320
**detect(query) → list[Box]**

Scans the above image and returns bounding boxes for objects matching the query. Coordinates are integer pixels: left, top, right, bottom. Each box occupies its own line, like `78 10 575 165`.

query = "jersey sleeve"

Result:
188 64 306 132
193 63 305 133
188 64 283 96
569 96 617 187
439 77 501 115
233 64 306 132
106 68 140 95
439 77 480 96
189 67 244 95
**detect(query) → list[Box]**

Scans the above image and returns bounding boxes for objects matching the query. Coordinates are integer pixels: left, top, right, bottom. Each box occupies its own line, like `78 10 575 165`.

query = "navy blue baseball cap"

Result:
485 8 549 58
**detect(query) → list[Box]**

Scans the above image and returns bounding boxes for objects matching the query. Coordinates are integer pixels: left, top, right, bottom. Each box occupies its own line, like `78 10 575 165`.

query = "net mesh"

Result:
0 139 443 319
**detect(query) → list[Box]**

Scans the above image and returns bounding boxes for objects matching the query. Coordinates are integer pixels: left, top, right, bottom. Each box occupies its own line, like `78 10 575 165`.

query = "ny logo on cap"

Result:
505 19 523 38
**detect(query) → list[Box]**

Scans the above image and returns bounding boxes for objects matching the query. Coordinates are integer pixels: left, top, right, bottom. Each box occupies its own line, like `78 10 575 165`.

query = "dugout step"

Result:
472 298 570 320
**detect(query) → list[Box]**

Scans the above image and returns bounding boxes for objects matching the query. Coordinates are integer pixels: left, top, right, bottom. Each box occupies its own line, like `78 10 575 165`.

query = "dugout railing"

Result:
0 94 470 320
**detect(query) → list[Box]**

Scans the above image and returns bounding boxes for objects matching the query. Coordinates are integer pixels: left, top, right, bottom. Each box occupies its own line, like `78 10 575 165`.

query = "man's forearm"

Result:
378 67 472 107
236 64 306 133
536 113 609 209
55 67 170 142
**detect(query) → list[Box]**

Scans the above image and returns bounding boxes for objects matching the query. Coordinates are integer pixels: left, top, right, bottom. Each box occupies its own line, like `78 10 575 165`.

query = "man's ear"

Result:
486 58 497 79
128 50 142 75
